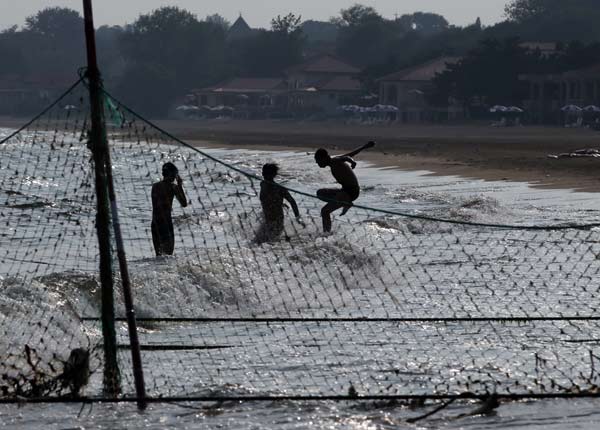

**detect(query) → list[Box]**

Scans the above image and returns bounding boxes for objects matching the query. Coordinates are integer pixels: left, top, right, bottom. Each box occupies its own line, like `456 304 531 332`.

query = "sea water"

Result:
2 133 600 429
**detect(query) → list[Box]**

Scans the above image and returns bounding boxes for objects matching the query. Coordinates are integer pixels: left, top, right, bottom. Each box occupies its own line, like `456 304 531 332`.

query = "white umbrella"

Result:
176 105 192 111
561 105 582 112
583 105 600 112
384 105 399 112
489 105 508 113
507 106 524 113
63 105 78 110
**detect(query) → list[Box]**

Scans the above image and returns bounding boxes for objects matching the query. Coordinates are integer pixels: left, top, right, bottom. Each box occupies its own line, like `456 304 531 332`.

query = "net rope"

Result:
1 77 600 403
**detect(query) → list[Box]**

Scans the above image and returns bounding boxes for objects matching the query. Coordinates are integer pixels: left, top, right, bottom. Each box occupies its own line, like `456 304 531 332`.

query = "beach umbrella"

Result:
583 105 600 112
489 105 508 113
384 105 399 112
507 106 524 113
176 105 192 111
561 104 582 112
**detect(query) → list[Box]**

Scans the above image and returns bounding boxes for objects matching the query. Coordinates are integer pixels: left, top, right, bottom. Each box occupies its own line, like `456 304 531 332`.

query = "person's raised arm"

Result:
335 155 356 169
341 140 376 158
174 175 188 207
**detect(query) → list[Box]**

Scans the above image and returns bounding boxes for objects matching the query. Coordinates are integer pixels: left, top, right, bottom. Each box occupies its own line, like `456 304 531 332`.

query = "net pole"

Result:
104 125 147 410
83 0 120 397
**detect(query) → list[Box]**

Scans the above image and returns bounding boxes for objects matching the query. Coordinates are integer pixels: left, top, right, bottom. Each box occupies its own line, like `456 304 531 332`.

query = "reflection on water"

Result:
2 128 600 428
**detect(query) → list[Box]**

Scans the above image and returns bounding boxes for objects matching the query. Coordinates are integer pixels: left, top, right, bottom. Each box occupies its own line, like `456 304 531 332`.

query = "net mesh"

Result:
2 79 600 402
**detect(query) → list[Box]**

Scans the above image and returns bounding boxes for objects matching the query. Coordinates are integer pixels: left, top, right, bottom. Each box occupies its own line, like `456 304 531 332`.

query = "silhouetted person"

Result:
151 162 187 256
314 141 375 232
256 163 303 243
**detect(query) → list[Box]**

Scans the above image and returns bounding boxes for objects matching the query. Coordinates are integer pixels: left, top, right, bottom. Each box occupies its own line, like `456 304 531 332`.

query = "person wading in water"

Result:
256 163 303 243
151 162 187 256
314 141 375 233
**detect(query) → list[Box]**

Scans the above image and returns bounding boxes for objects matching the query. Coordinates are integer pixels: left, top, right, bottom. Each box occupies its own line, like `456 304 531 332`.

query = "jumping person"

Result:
256 163 303 243
314 141 375 232
151 162 188 256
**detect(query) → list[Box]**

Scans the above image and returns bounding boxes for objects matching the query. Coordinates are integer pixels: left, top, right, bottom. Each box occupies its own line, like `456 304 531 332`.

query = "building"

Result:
0 73 74 116
227 15 255 40
519 42 559 58
190 54 365 118
191 77 288 118
520 63 600 123
378 56 462 122
285 54 363 113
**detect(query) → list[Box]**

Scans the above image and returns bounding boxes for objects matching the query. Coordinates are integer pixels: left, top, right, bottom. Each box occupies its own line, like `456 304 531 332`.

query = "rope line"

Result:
82 316 600 323
0 76 85 146
96 85 600 231
1 391 600 404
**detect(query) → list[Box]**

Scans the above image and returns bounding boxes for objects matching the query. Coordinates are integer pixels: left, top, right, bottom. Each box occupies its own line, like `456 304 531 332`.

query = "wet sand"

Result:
152 119 600 193
4 116 600 192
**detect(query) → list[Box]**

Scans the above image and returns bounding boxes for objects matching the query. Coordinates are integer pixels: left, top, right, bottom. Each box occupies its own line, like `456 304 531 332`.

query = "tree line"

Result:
1 1 600 116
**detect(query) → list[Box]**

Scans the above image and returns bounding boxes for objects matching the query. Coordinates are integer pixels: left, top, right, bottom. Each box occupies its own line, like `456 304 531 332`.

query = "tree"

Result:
24 7 83 38
232 15 305 77
332 4 380 27
503 0 600 41
300 20 338 43
21 8 85 80
116 7 227 116
271 13 302 34
430 38 540 115
397 12 449 34
333 5 392 66
205 14 230 31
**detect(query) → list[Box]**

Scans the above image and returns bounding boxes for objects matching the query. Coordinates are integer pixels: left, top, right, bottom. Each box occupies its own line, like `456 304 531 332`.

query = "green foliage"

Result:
429 37 600 115
300 20 338 43
115 7 227 116
397 12 449 34
24 7 82 38
504 0 600 41
271 13 302 34
205 14 230 31
333 4 381 27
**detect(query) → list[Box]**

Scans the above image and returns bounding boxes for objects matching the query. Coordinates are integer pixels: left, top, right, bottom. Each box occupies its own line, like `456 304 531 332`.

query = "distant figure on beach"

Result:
151 162 188 256
314 141 375 232
256 163 303 243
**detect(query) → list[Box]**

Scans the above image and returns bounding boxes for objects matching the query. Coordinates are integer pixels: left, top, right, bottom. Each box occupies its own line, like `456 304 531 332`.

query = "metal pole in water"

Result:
104 118 148 410
82 0 120 397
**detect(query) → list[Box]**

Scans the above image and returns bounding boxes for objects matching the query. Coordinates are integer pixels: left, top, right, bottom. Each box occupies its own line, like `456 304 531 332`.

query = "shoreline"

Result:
3 116 600 192
154 119 600 193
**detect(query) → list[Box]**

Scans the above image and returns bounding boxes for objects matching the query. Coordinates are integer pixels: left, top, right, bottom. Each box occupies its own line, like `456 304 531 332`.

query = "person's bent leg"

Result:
321 202 343 232
317 188 339 202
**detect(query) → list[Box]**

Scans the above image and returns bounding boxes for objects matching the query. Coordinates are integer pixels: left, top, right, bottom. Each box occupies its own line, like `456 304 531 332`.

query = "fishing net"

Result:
2 77 600 402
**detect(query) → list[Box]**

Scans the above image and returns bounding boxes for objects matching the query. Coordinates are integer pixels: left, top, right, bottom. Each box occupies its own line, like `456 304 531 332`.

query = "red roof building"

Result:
378 57 463 122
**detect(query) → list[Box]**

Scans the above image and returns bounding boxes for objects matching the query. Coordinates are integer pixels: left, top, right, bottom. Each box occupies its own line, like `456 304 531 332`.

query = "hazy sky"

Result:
2 0 509 30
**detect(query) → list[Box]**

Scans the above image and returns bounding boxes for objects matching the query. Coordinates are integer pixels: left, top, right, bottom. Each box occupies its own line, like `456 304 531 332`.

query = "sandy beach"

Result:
149 119 600 193
4 116 600 192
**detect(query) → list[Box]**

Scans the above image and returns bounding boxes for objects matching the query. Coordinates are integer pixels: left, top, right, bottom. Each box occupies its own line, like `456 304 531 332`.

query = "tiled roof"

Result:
195 77 286 93
316 75 362 92
286 54 360 75
378 57 461 82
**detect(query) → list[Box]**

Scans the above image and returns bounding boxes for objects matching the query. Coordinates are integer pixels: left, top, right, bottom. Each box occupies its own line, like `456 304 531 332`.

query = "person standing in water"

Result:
314 141 375 232
151 162 188 256
256 163 303 243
